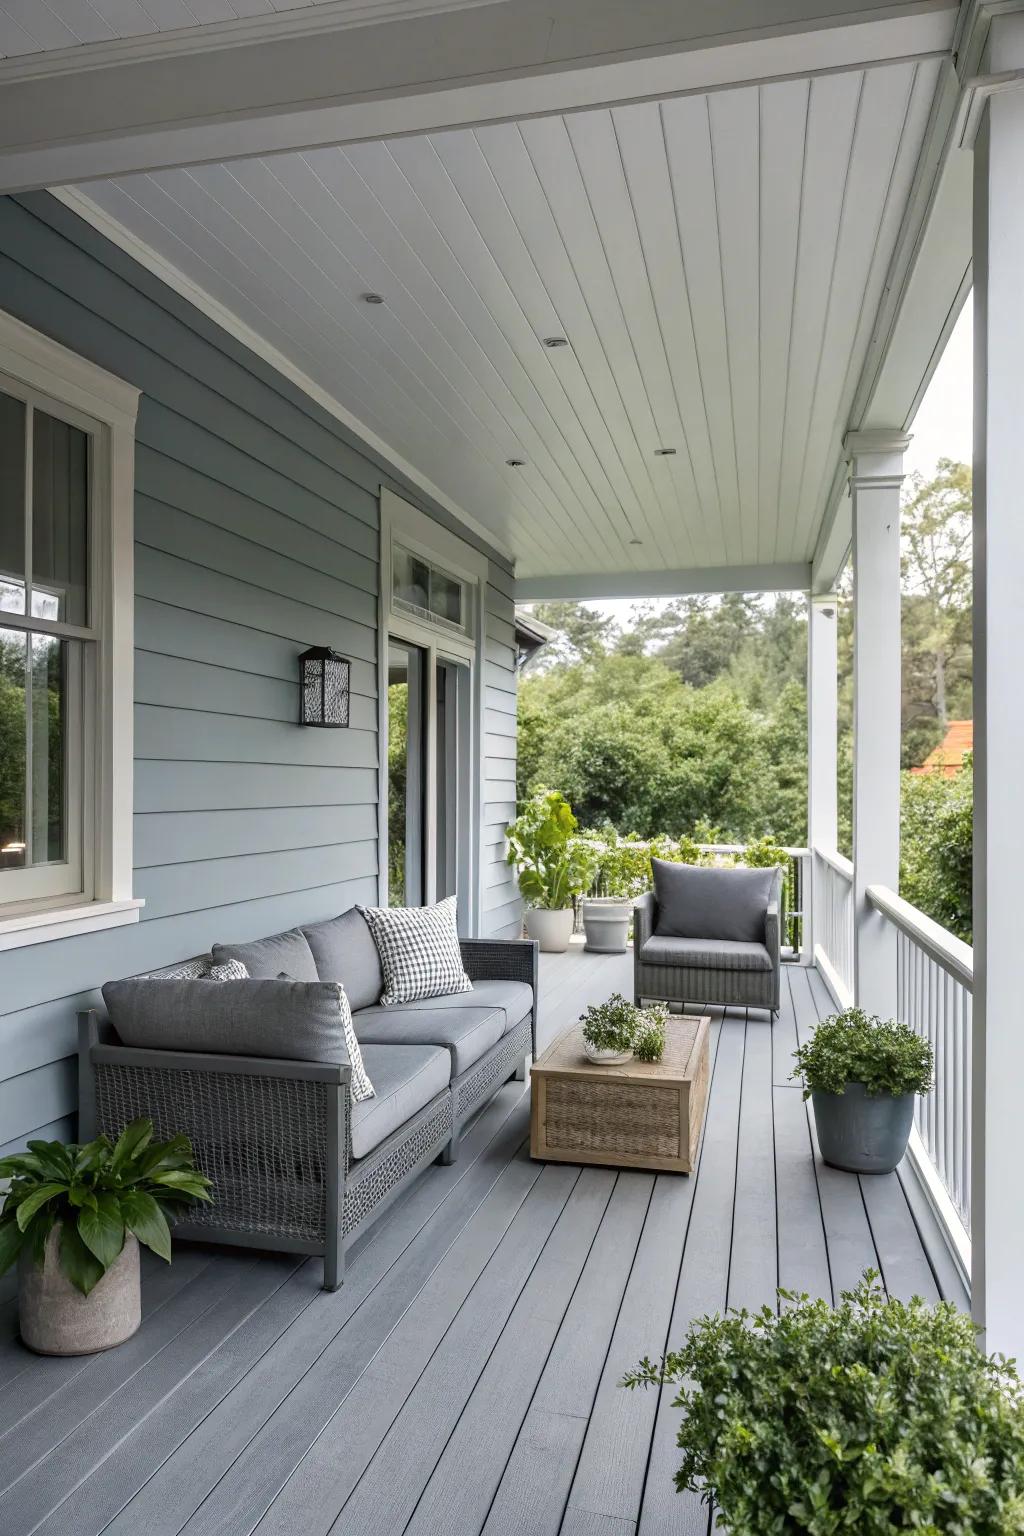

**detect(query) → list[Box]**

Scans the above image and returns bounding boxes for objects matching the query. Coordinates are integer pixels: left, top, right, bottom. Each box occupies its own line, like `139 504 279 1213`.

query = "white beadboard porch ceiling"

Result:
78 57 942 584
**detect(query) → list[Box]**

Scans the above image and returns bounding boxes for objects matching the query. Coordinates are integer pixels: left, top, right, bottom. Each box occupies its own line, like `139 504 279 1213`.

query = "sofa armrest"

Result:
765 899 781 972
459 939 538 1058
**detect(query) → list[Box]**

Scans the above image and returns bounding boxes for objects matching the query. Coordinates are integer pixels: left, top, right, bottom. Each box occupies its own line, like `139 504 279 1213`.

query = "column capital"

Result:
843 428 912 460
810 591 839 614
844 430 911 491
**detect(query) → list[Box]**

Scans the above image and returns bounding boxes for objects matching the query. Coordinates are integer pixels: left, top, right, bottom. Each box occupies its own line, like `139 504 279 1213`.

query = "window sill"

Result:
0 898 144 951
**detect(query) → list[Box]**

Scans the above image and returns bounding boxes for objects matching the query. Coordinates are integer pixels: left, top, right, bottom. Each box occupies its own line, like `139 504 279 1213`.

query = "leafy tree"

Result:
900 459 972 735
519 601 613 670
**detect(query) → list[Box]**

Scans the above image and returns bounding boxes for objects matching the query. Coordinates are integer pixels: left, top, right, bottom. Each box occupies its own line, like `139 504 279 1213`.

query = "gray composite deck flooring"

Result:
0 952 966 1536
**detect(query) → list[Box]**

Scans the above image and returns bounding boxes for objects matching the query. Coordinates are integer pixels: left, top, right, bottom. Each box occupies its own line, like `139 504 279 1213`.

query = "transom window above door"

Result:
392 544 470 636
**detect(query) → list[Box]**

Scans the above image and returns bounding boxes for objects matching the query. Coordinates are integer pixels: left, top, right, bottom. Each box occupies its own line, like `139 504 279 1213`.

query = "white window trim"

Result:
378 488 487 932
0 307 142 949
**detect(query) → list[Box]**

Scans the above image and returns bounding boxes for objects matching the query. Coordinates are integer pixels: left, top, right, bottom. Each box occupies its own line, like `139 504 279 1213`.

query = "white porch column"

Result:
971 11 1024 1357
844 430 909 1020
807 594 839 964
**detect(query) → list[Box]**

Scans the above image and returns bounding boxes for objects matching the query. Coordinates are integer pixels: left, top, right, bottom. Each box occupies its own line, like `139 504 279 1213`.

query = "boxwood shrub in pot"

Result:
0 1119 212 1355
791 1007 933 1174
623 1273 1024 1533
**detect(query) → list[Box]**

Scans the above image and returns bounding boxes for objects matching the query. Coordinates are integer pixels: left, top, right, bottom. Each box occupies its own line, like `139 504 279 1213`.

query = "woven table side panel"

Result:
544 1078 681 1159
635 963 776 1008
94 1062 328 1242
343 1092 452 1236
454 1018 531 1119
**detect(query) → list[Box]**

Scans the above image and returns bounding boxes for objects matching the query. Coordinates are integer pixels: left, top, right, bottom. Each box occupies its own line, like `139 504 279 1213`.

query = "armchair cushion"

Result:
301 907 384 1011
101 977 355 1065
640 935 773 972
651 860 776 943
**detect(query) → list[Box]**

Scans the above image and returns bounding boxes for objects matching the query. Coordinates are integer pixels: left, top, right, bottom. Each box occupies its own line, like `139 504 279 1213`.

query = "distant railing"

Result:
812 847 854 1002
867 884 973 1268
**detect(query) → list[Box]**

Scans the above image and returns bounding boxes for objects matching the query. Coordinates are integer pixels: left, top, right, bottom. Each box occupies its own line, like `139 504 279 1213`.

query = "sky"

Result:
594 299 974 624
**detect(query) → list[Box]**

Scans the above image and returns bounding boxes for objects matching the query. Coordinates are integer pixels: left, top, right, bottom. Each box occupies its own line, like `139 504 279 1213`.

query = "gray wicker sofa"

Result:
78 914 537 1291
633 861 782 1015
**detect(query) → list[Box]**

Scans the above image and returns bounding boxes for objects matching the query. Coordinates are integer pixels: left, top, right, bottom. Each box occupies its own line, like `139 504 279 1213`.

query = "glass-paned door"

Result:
387 641 426 907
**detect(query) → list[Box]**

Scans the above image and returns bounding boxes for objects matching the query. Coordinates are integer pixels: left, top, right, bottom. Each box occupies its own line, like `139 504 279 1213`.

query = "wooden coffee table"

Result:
530 1015 710 1174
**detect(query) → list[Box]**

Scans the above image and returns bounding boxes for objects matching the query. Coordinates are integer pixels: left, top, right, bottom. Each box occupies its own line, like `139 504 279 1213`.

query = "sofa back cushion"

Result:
301 908 384 1011
651 860 776 943
101 977 352 1064
211 926 318 981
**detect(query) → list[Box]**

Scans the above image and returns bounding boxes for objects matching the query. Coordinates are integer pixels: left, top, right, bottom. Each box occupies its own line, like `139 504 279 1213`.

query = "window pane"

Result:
0 391 26 617
0 628 26 869
31 632 66 864
33 410 89 626
429 569 463 625
393 547 429 610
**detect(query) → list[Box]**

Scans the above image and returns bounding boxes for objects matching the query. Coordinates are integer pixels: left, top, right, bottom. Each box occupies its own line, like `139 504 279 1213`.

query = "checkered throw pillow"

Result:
358 896 472 1007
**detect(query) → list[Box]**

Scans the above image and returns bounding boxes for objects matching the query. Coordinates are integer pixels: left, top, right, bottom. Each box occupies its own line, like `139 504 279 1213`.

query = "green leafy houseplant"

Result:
623 1274 1024 1533
506 790 595 910
791 1008 933 1098
0 1119 212 1295
580 993 668 1061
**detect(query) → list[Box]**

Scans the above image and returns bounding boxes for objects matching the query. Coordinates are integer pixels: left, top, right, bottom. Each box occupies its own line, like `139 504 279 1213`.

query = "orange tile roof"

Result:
909 720 972 777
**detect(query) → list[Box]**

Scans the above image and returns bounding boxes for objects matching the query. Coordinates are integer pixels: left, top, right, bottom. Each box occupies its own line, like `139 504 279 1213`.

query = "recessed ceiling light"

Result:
506 457 526 468
362 292 385 305
628 537 643 547
543 336 569 349
654 447 677 456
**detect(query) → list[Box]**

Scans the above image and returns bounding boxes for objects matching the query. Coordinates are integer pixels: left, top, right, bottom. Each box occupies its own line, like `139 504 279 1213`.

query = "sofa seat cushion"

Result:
350 1044 451 1160
211 926 319 982
353 1003 506 1076
355 979 532 1035
651 860 775 943
301 908 384 1012
640 935 773 972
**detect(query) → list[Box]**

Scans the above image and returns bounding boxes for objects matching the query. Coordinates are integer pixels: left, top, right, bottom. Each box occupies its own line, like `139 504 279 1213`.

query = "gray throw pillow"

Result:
301 908 384 1011
211 926 318 981
651 859 776 943
102 977 355 1066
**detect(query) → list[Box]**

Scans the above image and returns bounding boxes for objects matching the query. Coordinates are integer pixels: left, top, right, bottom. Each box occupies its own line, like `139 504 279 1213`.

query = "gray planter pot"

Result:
580 897 632 954
811 1082 916 1174
18 1224 141 1356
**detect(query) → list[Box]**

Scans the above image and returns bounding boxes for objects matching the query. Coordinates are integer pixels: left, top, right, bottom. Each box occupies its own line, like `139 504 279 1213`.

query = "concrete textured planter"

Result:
811 1083 916 1175
580 897 632 954
18 1225 141 1356
525 907 575 953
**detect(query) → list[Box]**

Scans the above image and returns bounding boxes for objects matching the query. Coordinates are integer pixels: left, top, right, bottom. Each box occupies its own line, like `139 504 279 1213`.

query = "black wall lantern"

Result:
299 646 351 728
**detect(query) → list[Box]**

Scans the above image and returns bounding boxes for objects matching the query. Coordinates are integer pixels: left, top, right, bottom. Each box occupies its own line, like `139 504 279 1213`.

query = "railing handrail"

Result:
866 883 973 992
814 845 854 881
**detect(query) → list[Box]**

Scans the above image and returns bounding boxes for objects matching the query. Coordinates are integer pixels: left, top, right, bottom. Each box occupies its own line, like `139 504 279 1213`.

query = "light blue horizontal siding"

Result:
0 189 514 1152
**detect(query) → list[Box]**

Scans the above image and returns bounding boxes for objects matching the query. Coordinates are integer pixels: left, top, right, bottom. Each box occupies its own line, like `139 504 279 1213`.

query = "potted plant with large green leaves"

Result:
623 1273 1024 1532
791 1008 933 1174
0 1119 212 1356
506 790 596 952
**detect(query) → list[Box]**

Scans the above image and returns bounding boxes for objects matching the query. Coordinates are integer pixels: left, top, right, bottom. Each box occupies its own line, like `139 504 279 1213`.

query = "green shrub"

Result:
623 1274 1024 1534
580 993 667 1058
0 1119 212 1295
791 1008 933 1099
505 790 596 910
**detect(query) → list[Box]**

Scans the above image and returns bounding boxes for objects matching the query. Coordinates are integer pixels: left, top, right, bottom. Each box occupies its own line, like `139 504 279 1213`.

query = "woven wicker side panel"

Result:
94 1063 328 1243
544 1079 681 1160
460 941 535 986
343 1093 452 1236
635 964 775 1009
454 1018 531 1119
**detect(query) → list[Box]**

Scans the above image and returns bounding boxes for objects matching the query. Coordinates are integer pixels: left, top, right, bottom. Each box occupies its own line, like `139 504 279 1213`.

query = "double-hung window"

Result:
0 310 140 946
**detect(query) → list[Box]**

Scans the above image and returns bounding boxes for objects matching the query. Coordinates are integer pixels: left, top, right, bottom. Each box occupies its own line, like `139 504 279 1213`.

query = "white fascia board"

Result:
0 5 956 191
516 562 811 602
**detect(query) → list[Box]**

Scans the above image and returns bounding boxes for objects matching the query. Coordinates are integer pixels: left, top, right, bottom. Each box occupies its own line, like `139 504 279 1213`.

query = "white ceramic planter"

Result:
19 1225 141 1356
524 907 576 953
583 1042 634 1066
580 897 632 954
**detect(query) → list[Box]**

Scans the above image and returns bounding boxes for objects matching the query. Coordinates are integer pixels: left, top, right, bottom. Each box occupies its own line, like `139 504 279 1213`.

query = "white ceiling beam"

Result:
516 563 812 602
0 1 956 192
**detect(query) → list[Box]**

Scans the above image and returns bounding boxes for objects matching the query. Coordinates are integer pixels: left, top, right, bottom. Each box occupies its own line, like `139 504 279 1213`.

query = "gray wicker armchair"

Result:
633 868 782 1015
79 938 537 1291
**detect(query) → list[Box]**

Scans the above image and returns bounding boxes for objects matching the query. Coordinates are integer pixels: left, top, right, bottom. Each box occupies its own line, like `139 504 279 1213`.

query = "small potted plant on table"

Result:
580 993 668 1065
0 1118 212 1355
506 790 595 953
624 1274 1024 1531
791 1007 933 1174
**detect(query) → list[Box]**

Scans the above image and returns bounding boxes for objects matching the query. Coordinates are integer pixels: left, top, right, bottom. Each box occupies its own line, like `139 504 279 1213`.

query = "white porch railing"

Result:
812 846 854 1002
